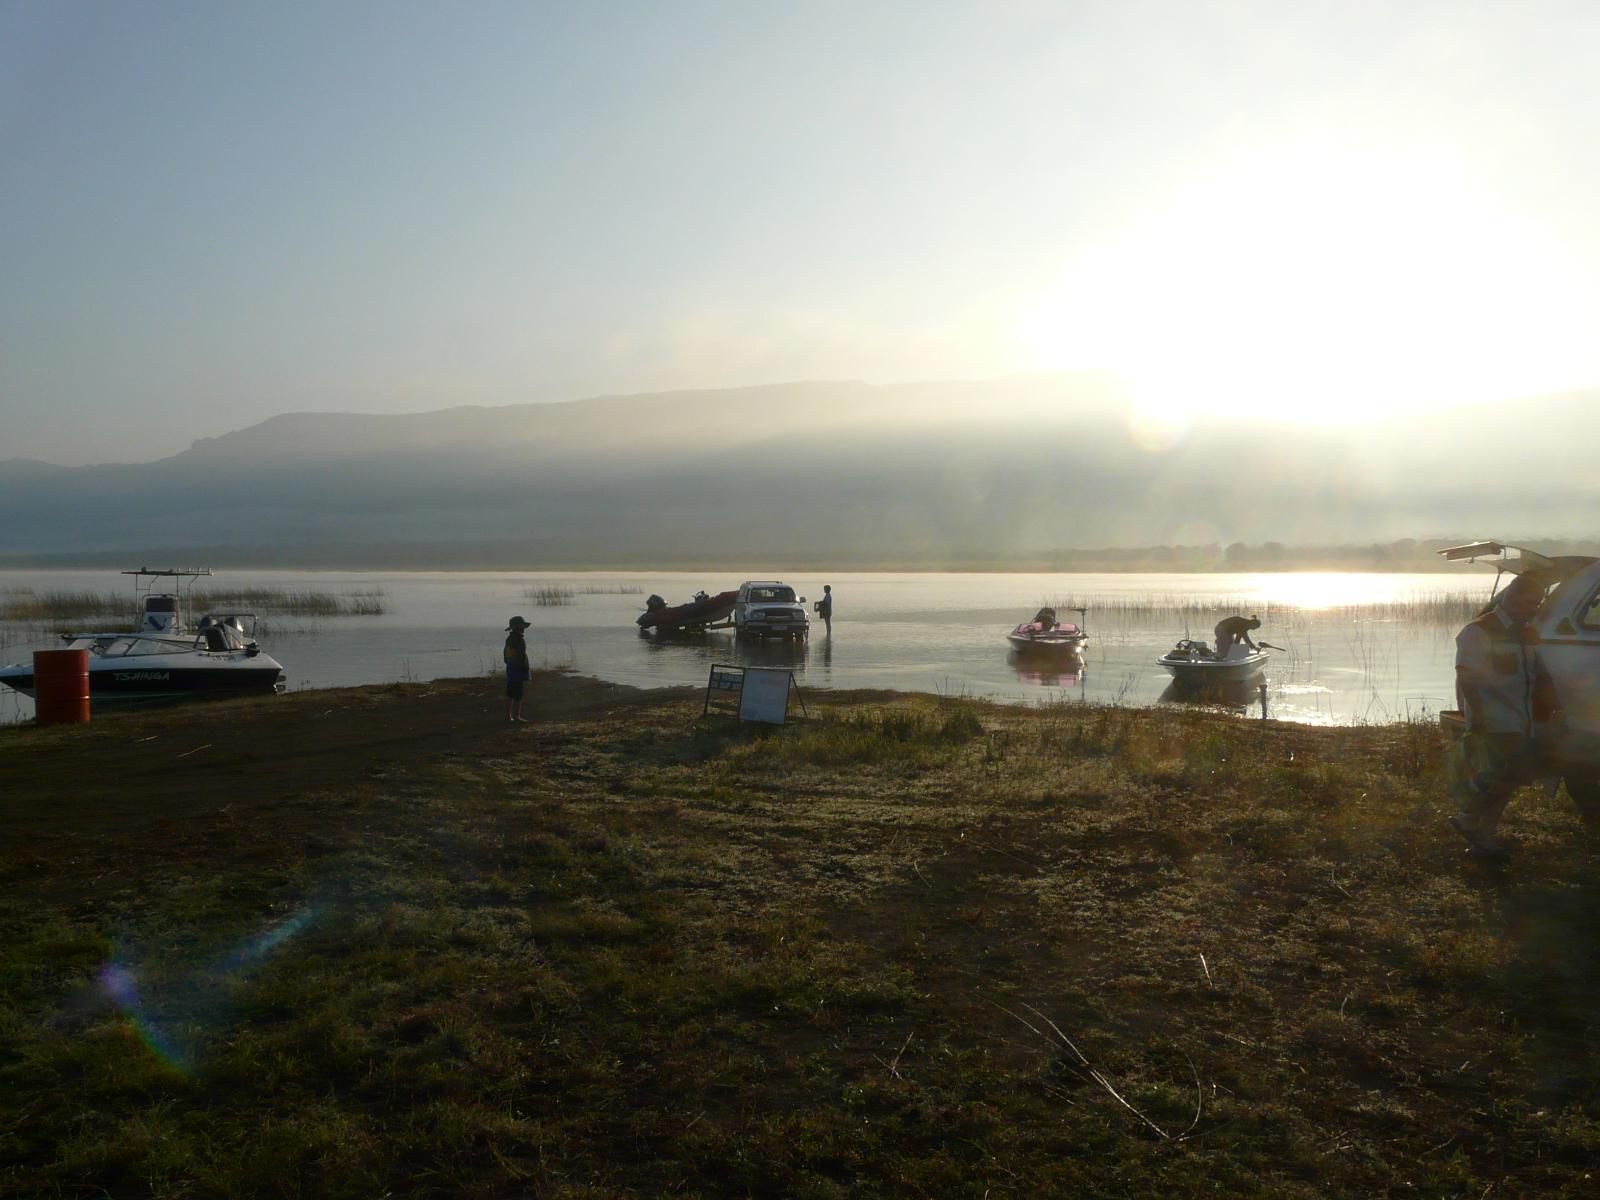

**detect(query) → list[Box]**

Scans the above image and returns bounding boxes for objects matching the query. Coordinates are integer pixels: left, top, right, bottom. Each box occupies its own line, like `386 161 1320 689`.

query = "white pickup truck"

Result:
1440 541 1600 831
733 580 809 640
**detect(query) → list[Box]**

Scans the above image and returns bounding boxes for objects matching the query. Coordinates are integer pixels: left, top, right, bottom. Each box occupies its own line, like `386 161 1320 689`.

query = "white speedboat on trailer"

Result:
1157 639 1269 689
0 568 286 704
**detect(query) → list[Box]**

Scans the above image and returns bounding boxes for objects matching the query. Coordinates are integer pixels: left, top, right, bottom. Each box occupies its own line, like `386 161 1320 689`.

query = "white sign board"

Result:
738 667 791 724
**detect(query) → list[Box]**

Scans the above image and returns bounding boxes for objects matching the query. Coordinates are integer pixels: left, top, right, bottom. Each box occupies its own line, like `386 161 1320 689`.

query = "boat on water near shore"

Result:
1157 639 1269 689
637 589 738 633
1006 607 1088 655
0 569 286 704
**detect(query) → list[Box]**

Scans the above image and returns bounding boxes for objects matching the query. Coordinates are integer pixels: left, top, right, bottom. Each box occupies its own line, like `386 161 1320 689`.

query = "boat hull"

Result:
1007 632 1087 654
1006 615 1087 656
1157 652 1269 690
638 590 738 631
0 657 285 704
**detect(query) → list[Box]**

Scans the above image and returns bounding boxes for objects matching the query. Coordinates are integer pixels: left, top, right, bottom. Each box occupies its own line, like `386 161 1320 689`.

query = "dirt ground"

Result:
2 672 665 896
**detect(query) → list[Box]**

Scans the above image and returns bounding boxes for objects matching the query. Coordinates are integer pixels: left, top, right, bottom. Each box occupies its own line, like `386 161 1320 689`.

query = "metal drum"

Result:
33 648 91 725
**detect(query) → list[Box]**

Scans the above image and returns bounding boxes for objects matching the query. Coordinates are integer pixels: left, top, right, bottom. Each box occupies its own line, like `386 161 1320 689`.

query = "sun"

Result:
1016 142 1593 427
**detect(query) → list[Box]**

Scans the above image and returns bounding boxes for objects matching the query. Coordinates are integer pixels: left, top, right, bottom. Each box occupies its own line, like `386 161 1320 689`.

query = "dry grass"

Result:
2 678 1598 1197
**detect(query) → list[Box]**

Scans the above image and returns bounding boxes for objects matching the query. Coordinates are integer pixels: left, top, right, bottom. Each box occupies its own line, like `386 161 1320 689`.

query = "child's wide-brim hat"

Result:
506 616 531 631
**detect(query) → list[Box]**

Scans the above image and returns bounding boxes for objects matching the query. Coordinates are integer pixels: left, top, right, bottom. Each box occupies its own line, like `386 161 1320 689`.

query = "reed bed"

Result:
576 584 643 594
1044 591 1482 628
0 590 114 622
525 585 576 606
0 588 386 621
197 589 387 617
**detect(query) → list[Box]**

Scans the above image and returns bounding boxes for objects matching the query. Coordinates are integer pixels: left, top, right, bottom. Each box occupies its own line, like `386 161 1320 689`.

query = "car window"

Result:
753 587 794 602
1579 583 1600 631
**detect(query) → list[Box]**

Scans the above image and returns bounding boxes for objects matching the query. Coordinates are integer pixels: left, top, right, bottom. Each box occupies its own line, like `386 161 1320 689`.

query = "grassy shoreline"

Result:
3 676 1599 1196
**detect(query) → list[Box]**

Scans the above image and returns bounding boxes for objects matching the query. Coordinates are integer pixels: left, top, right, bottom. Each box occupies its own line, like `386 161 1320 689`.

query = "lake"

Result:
0 569 1499 727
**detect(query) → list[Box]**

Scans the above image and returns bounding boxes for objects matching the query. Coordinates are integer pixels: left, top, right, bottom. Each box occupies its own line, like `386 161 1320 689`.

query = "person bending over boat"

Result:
1447 574 1560 862
504 615 532 723
1213 614 1261 658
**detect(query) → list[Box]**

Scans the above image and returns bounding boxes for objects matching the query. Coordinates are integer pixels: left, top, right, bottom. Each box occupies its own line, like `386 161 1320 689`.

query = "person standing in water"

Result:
815 584 833 635
504 615 532 723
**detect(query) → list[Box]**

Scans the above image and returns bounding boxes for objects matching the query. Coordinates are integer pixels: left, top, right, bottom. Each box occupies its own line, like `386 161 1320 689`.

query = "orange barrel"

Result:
33 649 91 725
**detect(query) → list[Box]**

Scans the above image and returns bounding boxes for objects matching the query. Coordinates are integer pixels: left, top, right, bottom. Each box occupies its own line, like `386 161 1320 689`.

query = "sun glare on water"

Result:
1245 572 1425 611
1018 143 1593 429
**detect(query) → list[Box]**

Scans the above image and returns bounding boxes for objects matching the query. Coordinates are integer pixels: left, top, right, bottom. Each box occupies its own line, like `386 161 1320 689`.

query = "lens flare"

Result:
96 907 317 1071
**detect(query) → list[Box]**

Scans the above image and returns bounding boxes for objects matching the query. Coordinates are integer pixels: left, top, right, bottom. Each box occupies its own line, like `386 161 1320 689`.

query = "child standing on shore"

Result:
504 616 532 723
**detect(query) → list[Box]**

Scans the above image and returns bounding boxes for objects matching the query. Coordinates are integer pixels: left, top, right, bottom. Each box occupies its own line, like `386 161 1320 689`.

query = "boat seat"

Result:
203 627 229 652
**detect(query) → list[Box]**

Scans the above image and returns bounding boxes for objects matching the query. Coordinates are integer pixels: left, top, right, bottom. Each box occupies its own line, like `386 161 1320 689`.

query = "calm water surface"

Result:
0 569 1497 727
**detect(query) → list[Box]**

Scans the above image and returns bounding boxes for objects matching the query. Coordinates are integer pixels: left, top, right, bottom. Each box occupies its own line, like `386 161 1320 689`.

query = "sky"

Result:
4 0 1600 466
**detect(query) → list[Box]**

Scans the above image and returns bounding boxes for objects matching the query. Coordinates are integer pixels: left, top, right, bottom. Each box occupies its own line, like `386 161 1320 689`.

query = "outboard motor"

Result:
638 594 668 629
198 613 253 652
142 594 180 633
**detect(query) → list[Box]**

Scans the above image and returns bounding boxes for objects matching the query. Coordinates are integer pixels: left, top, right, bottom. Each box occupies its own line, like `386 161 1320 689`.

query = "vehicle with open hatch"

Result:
1438 541 1600 828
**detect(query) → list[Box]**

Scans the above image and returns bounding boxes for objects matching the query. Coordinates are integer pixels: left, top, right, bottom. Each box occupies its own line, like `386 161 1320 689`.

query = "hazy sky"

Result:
4 1 1599 465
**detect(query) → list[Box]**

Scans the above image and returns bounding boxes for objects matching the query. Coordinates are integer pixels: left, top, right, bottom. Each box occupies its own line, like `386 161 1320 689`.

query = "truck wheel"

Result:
1565 774 1600 838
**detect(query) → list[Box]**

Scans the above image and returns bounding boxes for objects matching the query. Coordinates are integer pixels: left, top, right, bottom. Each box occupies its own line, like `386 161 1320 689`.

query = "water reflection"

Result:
736 637 811 670
636 625 810 671
637 626 734 647
1158 676 1270 716
1008 649 1085 690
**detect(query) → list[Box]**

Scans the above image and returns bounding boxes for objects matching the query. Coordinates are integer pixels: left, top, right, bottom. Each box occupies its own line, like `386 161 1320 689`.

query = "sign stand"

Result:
703 663 807 724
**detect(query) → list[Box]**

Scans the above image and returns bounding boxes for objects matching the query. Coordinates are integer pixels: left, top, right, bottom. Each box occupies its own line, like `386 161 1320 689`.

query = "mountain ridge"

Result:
1 376 1593 564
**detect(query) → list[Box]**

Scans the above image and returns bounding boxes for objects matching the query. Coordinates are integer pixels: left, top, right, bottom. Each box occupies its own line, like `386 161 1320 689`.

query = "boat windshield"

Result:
89 636 197 657
750 587 795 603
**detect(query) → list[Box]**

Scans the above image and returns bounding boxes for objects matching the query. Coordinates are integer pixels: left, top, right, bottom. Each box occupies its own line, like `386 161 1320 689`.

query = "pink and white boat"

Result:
1006 607 1088 654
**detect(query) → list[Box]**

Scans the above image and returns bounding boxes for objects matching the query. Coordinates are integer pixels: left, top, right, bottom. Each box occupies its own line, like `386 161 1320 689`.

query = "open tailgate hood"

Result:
1438 541 1597 585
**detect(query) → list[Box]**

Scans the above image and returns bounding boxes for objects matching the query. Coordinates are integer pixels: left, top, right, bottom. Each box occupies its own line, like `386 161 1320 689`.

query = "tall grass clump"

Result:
0 590 125 622
526 585 575 607
0 588 387 622
757 703 985 768
197 589 387 617
1043 591 1483 629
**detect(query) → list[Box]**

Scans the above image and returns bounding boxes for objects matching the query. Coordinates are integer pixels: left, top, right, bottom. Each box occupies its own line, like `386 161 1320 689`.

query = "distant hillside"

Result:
0 377 1594 567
